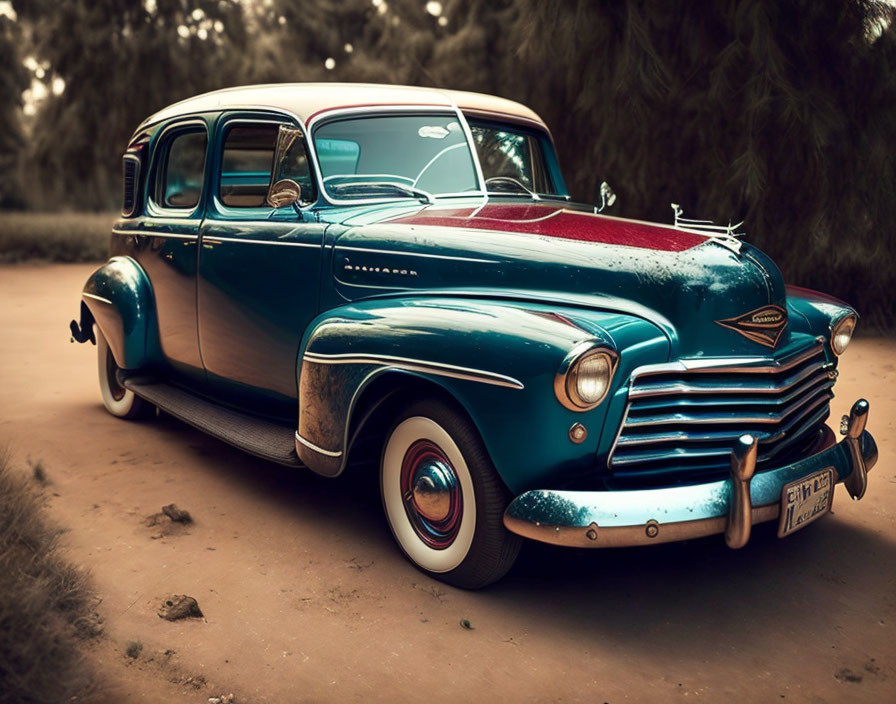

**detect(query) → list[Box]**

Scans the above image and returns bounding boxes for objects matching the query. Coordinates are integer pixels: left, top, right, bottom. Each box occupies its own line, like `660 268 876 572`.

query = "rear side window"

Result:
157 129 207 209
219 122 315 208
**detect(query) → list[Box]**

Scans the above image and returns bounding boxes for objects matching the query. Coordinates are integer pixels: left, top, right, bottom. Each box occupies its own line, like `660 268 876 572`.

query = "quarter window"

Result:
158 129 207 209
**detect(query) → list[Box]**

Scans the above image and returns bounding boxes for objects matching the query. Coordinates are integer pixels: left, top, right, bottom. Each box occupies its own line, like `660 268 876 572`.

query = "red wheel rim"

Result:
399 439 463 550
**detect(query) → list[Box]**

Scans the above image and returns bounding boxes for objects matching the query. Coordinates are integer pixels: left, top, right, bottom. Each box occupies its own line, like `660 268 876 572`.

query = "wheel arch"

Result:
294 295 670 492
343 370 479 474
80 256 159 369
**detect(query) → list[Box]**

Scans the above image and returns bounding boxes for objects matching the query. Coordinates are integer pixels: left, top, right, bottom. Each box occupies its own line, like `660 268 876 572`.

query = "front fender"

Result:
80 256 158 369
296 297 668 492
785 284 856 354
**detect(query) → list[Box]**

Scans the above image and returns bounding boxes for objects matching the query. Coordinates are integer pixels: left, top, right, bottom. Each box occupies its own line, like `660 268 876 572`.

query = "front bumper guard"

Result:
503 399 877 549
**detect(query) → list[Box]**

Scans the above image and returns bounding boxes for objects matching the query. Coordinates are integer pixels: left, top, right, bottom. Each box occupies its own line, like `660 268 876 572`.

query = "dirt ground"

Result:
1 262 894 703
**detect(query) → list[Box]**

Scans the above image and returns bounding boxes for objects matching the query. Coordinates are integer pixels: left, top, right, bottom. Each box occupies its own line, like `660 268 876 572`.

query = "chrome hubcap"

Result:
400 440 462 549
412 463 454 522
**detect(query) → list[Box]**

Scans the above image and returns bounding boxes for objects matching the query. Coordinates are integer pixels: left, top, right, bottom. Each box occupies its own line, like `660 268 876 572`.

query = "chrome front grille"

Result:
608 340 835 482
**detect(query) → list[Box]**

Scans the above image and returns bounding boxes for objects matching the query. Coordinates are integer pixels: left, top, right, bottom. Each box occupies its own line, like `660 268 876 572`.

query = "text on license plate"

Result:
777 467 835 538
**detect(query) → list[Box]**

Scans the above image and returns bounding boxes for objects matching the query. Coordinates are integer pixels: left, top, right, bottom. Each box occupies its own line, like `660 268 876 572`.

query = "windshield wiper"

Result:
329 181 433 204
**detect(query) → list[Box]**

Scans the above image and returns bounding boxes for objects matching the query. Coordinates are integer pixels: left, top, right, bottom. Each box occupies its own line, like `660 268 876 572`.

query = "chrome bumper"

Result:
503 399 877 549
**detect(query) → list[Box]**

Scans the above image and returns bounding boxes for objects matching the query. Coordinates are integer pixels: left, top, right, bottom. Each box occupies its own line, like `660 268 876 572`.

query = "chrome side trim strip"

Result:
295 431 343 458
333 245 498 264
302 352 524 390
200 236 320 249
112 228 198 240
81 292 113 305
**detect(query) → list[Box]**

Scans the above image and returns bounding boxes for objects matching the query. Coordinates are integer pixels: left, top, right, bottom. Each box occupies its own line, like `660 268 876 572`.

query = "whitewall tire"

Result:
380 399 521 588
95 326 148 419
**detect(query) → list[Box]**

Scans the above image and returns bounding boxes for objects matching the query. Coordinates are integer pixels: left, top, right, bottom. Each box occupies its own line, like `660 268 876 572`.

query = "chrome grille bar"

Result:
608 339 834 476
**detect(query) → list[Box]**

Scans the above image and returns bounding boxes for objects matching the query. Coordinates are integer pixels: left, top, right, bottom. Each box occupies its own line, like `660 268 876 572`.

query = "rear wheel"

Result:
95 326 148 419
380 399 521 588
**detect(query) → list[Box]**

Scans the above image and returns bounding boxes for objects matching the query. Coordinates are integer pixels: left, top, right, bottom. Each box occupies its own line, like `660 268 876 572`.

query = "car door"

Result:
197 113 324 417
132 118 211 378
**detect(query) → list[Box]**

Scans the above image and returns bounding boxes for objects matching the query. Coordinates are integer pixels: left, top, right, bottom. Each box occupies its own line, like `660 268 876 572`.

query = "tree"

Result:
0 10 29 208
14 0 250 209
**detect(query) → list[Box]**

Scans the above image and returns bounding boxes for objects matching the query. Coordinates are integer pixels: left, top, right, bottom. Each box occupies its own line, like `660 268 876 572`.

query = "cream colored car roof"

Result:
137 82 548 132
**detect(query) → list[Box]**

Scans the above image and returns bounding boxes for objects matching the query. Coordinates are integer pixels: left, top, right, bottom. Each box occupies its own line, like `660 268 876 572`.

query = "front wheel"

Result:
380 399 521 588
95 326 149 419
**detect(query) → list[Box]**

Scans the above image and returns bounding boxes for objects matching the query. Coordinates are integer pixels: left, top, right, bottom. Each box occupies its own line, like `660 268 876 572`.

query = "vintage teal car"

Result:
71 83 877 588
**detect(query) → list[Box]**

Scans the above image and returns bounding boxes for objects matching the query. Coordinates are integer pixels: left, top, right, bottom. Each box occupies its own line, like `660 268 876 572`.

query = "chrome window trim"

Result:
308 105 490 206
134 106 325 213
302 351 524 390
214 116 295 212
146 119 209 218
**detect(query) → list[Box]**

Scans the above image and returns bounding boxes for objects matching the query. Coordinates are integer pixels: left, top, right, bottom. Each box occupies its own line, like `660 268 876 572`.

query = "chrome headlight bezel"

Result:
554 343 618 411
830 313 857 356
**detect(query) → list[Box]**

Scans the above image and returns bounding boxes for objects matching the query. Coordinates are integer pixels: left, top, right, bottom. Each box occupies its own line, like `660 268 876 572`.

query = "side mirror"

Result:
267 179 302 209
266 125 306 210
594 181 617 213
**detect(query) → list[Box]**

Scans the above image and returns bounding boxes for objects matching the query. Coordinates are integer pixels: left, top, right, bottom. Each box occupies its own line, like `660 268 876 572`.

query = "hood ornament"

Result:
715 304 788 348
671 203 745 254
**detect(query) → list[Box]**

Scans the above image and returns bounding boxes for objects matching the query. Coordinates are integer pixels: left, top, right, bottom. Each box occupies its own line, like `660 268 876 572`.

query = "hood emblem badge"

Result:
715 305 788 348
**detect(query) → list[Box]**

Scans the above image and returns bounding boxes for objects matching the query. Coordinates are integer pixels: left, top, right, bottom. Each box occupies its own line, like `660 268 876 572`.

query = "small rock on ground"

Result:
158 594 204 621
162 503 192 523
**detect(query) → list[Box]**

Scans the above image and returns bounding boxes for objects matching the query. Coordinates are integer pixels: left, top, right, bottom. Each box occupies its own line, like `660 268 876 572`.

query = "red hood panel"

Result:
385 204 706 252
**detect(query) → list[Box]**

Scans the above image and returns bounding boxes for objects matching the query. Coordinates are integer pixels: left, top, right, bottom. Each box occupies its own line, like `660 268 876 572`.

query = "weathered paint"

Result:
78 89 866 514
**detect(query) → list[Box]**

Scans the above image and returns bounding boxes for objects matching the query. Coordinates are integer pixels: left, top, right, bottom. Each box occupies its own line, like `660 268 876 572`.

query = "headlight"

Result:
554 345 617 411
830 314 857 356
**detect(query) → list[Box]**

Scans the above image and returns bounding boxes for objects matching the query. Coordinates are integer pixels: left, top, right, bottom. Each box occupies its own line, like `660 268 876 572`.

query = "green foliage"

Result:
2 0 894 327
14 0 249 209
0 212 114 262
494 0 896 330
0 452 101 704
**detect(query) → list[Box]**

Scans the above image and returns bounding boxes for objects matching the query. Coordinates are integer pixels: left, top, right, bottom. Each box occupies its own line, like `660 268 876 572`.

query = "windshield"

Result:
468 119 565 197
314 114 479 200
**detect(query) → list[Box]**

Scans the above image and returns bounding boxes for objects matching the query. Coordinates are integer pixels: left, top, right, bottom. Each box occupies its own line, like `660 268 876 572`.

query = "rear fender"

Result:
79 256 158 369
295 297 668 492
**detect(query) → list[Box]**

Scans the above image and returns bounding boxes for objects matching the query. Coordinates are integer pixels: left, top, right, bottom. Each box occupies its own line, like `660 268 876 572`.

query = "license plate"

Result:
777 468 835 538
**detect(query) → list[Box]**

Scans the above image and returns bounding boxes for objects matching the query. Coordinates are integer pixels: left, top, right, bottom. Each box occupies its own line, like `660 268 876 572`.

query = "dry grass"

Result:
0 212 115 263
0 453 101 704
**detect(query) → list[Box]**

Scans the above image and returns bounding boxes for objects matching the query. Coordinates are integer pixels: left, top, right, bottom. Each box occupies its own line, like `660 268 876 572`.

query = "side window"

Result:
469 121 558 195
157 128 207 209
219 122 316 208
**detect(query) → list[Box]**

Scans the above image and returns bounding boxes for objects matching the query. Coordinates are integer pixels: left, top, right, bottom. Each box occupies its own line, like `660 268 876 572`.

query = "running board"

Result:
122 377 303 468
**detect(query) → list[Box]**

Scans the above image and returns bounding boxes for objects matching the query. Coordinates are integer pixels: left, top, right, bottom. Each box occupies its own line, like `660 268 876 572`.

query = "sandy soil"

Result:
1 262 894 703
